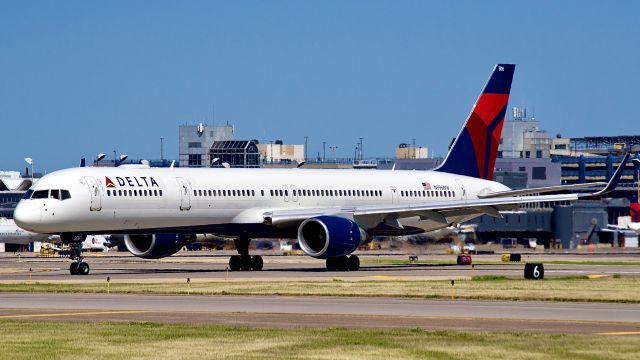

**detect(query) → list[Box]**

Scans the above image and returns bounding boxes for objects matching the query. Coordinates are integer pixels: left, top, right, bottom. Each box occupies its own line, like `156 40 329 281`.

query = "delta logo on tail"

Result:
435 64 515 180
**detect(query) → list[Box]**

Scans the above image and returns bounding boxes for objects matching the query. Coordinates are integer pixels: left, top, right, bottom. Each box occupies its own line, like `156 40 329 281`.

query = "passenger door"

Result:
176 177 192 211
390 186 399 204
84 176 102 211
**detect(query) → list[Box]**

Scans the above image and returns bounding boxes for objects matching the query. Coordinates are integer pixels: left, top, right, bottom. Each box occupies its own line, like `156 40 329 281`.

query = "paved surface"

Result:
2 251 640 282
1 293 639 334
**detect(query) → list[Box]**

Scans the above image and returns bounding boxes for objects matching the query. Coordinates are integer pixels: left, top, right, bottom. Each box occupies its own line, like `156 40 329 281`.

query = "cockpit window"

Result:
50 189 61 200
22 189 34 200
31 190 49 199
27 189 72 200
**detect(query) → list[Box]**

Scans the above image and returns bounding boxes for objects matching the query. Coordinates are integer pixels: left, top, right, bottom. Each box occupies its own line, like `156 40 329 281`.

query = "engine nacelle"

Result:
297 216 365 259
124 234 188 259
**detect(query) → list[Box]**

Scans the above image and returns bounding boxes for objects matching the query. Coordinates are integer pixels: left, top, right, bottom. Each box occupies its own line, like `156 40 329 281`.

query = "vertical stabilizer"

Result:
435 64 515 180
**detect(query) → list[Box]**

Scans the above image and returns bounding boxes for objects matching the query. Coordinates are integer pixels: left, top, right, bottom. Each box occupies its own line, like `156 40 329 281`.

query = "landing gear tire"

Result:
251 255 263 271
347 255 360 271
229 255 242 271
69 262 78 275
326 258 337 271
240 255 253 271
335 255 349 271
69 261 89 275
77 262 90 275
326 256 357 271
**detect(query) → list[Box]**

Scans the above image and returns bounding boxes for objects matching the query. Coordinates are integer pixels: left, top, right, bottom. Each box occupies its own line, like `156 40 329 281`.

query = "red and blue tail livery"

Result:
435 64 515 180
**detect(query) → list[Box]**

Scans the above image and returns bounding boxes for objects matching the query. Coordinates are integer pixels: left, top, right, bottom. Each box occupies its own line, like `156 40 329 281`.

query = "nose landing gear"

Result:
63 235 90 275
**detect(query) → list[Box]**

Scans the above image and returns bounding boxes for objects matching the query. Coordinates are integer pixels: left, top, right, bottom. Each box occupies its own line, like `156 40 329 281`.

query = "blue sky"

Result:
1 1 638 172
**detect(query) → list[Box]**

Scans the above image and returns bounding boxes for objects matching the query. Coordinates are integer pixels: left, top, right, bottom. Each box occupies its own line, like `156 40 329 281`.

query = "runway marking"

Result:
597 331 640 336
587 275 609 279
0 310 155 319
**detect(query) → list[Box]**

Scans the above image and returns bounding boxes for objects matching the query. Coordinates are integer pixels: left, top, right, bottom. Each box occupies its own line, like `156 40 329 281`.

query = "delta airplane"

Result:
14 64 627 275
0 218 48 245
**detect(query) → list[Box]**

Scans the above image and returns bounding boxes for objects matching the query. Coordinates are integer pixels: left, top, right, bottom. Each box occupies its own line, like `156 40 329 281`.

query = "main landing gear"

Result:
66 237 90 275
228 237 263 271
326 255 360 271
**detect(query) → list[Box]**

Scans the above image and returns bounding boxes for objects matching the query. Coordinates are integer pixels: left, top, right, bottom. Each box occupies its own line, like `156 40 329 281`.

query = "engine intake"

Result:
124 234 188 259
297 216 365 259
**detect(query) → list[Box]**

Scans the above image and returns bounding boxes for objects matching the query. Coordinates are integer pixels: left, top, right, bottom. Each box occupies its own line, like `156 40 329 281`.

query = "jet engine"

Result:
124 233 189 259
297 216 366 259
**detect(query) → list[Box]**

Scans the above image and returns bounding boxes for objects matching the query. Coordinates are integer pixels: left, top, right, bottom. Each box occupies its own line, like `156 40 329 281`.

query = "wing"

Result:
478 152 629 199
264 152 629 228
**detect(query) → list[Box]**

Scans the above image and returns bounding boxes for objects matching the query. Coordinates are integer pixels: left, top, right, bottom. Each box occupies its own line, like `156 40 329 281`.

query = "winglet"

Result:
587 152 629 197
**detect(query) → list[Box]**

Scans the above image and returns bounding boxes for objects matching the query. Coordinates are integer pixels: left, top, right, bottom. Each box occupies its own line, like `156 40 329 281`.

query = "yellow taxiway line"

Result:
0 310 155 319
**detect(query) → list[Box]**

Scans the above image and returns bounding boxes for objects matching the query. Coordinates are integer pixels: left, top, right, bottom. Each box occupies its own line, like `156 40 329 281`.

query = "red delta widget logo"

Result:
105 176 159 188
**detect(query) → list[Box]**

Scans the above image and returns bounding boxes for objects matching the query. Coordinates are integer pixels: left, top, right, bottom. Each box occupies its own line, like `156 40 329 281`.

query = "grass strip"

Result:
2 277 640 303
1 320 639 360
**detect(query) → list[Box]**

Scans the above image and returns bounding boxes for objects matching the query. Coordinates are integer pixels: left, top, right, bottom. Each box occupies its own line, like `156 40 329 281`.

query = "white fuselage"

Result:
14 166 510 236
0 218 49 245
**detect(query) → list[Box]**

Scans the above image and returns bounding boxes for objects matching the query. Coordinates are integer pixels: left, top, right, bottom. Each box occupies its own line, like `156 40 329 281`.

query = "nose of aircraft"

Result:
14 201 41 232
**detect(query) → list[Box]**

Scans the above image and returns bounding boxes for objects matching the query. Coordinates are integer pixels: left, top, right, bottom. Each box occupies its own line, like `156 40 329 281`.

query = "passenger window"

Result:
193 190 197 196
128 190 132 196
119 190 123 196
159 190 163 196
260 190 264 196
154 190 158 196
107 190 111 197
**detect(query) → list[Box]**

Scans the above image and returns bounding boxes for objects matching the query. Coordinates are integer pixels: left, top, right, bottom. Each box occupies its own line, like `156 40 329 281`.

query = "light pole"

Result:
358 137 364 161
160 137 164 162
304 136 308 161
322 142 326 163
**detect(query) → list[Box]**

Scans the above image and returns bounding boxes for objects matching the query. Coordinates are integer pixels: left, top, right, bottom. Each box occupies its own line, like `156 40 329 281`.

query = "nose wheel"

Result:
63 235 90 275
69 261 90 275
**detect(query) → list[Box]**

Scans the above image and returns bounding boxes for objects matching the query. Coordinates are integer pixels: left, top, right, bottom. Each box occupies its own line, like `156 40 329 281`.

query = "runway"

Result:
1 292 639 334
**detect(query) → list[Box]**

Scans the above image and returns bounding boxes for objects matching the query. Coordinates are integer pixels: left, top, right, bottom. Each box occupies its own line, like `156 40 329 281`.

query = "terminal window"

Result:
188 142 202 148
532 166 547 180
188 154 202 166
